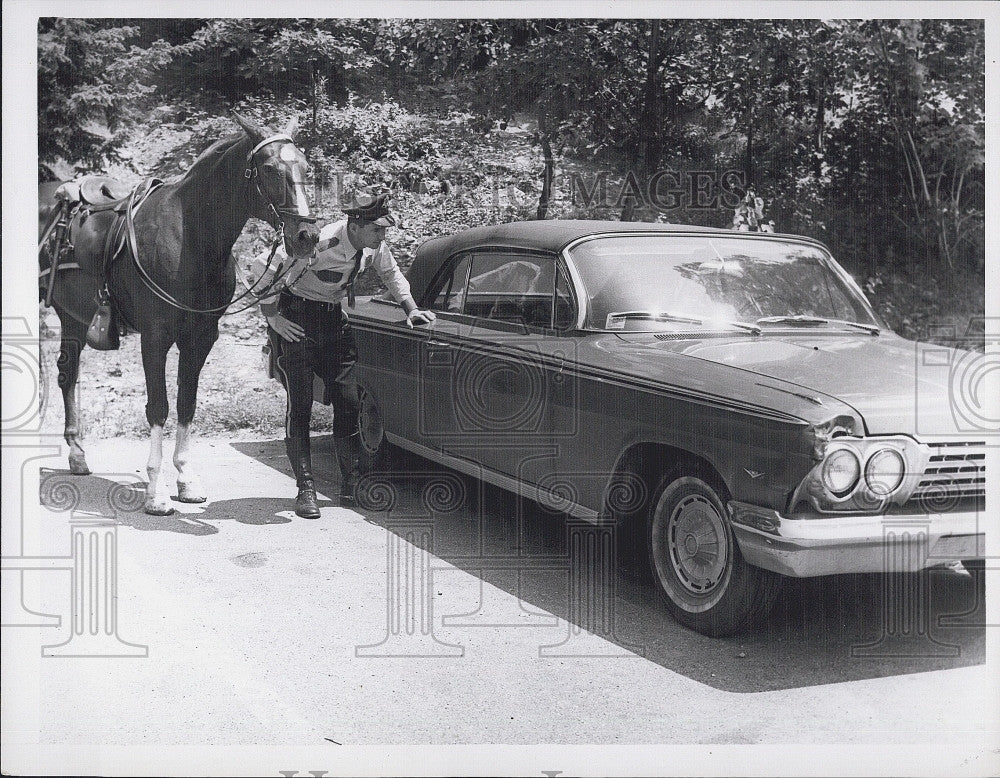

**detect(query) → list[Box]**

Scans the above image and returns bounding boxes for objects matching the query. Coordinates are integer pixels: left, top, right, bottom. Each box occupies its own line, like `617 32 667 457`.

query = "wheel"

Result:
646 475 782 637
357 385 388 470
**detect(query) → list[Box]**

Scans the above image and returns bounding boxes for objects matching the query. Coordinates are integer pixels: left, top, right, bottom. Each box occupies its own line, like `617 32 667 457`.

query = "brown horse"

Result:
39 114 319 514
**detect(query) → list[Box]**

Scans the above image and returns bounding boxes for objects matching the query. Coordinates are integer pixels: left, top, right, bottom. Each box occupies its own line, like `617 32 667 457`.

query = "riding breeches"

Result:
267 292 359 439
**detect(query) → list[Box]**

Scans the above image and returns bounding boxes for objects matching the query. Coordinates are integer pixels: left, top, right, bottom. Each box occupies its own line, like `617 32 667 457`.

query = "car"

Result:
341 219 987 637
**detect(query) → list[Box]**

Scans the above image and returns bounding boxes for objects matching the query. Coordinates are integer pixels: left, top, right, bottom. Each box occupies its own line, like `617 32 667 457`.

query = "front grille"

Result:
907 440 986 510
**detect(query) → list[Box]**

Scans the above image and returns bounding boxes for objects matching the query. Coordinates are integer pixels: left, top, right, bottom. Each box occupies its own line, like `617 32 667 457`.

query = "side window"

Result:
464 252 557 327
430 253 471 312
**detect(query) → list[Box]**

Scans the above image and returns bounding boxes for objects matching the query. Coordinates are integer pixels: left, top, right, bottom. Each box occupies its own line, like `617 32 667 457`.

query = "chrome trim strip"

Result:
559 245 589 330
355 318 810 426
730 501 986 541
385 432 600 522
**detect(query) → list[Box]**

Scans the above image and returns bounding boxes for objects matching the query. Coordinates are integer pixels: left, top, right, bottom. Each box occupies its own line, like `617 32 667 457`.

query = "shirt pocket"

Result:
315 268 345 284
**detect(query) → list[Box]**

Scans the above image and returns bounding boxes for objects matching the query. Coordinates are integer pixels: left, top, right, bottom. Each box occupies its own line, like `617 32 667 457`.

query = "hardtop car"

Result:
341 219 987 637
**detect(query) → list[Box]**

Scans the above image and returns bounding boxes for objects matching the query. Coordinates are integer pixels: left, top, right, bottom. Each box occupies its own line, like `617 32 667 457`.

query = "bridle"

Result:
244 133 318 233
127 134 317 315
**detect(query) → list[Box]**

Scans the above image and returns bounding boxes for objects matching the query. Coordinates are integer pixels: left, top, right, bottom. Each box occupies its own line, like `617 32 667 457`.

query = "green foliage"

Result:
305 100 440 182
37 19 170 177
37 17 984 325
378 19 514 78
154 19 378 108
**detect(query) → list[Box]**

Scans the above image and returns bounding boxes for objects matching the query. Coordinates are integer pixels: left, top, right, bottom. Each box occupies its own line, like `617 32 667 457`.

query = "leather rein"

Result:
125 134 315 316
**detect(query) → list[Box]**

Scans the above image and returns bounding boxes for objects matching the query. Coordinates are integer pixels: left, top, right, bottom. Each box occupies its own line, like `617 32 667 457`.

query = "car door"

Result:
417 249 568 484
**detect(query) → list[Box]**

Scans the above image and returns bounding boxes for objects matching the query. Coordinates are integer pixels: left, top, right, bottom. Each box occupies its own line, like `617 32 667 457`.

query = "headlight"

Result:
864 448 905 496
821 448 861 496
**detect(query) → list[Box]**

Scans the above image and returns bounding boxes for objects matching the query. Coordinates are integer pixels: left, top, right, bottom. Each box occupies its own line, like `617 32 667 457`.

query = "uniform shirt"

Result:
249 219 413 308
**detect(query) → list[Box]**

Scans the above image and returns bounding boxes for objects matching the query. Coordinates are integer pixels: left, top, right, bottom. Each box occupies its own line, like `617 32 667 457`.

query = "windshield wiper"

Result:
607 311 761 335
607 310 705 325
755 315 880 335
726 321 762 335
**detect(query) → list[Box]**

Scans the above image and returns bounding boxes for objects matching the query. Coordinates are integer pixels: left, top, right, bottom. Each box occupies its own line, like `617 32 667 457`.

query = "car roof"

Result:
406 219 825 305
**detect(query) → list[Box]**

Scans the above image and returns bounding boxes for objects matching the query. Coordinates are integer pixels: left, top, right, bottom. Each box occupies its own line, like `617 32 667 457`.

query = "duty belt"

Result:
279 290 342 314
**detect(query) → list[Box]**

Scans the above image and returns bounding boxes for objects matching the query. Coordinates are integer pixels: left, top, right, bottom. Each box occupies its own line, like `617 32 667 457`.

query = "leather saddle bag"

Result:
86 289 120 350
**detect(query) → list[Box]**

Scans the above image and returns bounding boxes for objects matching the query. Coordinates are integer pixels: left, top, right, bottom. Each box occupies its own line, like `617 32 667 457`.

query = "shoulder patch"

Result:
317 236 340 252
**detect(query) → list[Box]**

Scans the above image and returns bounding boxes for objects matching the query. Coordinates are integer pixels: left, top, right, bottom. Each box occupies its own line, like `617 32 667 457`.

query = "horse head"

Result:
233 113 320 259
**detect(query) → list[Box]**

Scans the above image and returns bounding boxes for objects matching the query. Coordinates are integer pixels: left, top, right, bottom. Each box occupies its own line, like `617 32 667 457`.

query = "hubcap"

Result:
667 494 728 594
357 389 384 456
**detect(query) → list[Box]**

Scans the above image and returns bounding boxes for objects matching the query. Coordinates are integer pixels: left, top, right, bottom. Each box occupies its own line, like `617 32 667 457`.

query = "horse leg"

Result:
172 330 217 503
55 311 92 475
141 331 175 516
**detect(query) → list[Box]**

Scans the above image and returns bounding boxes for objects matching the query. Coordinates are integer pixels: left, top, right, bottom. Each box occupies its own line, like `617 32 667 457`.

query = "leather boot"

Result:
334 433 363 506
285 436 321 519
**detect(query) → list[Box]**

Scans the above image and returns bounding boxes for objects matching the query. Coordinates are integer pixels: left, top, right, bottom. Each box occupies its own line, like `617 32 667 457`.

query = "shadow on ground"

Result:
38 466 321 535
39 437 986 693
236 438 988 693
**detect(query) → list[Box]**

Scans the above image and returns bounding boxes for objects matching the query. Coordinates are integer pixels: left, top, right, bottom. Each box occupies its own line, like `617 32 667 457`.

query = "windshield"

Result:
568 235 879 332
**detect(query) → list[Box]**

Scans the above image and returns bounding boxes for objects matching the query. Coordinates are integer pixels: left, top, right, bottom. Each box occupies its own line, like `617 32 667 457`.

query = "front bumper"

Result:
728 501 987 578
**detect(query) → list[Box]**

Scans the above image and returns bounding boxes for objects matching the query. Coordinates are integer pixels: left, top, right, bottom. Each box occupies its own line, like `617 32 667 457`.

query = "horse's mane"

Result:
199 132 246 159
172 131 249 185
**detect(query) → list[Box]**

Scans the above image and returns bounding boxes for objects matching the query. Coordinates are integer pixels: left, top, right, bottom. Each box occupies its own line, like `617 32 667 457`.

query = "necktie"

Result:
345 248 363 307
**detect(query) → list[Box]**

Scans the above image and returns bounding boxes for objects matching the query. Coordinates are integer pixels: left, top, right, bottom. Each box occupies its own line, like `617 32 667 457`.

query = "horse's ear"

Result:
231 112 266 143
282 116 299 140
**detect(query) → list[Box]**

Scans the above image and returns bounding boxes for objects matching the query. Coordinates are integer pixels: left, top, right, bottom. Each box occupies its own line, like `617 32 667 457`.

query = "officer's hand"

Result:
406 309 436 328
267 313 305 342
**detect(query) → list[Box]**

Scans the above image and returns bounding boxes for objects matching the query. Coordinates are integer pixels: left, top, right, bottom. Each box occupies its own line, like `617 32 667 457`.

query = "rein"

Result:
126 134 313 316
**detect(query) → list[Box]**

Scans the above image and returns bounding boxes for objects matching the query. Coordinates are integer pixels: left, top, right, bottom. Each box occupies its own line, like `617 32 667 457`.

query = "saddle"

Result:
79 175 133 208
40 175 163 350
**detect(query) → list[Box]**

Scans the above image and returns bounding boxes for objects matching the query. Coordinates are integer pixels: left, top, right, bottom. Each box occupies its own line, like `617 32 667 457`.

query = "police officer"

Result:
255 191 435 517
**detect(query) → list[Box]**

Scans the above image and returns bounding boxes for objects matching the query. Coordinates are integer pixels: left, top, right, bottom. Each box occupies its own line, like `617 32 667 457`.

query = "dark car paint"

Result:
352 309 833 517
349 221 969 521
615 331 966 437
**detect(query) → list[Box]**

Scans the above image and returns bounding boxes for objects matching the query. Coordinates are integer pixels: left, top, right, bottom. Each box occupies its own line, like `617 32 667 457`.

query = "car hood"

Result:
614 332 976 437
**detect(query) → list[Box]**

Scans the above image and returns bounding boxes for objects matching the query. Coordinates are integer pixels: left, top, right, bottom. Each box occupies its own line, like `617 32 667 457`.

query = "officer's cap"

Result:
343 190 396 227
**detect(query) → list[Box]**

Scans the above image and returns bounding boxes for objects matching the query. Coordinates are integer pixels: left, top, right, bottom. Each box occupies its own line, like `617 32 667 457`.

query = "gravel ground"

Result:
38 303 338 441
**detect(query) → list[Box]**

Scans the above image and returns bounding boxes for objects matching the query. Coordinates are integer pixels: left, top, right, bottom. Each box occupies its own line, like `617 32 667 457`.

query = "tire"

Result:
646 475 782 637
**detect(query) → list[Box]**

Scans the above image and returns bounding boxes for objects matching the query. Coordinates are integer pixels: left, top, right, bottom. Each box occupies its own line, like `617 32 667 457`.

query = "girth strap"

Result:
101 178 163 278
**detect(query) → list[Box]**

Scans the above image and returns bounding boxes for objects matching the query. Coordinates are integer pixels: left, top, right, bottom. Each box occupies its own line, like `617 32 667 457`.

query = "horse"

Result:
39 113 319 515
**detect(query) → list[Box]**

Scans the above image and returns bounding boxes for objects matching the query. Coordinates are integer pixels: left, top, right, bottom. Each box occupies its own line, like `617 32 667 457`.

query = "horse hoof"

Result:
144 500 175 516
69 457 91 476
174 483 207 503
173 494 207 504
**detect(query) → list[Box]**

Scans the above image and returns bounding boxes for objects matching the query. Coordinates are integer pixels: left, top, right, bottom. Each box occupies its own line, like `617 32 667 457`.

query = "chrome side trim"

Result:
559 245 590 330
355 319 810 426
385 432 600 522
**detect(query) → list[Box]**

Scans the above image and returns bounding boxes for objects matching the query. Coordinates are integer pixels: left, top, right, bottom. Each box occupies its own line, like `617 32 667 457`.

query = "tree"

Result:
476 21 610 218
158 19 378 110
37 19 169 177
868 19 984 268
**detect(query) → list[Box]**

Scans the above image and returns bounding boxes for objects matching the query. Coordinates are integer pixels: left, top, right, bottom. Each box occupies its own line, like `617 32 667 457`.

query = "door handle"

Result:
427 340 452 348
